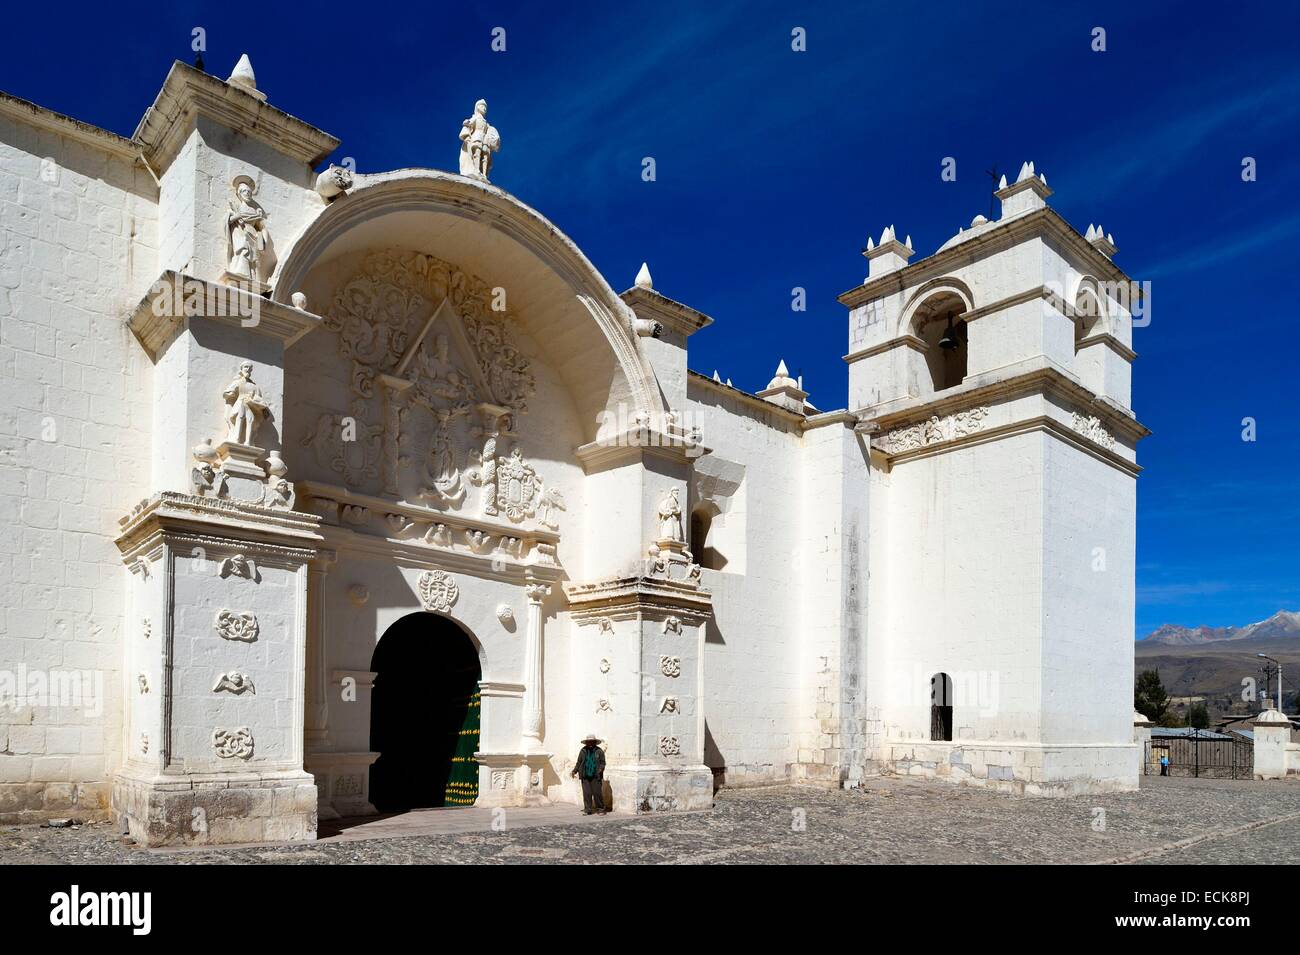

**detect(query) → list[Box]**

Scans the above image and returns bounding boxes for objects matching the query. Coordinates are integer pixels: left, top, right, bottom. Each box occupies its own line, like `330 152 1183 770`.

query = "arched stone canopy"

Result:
898 276 976 338
273 170 665 440
1071 274 1111 339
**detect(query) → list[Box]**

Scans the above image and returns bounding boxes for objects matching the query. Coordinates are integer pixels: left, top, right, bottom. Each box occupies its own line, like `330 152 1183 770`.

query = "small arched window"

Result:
930 672 954 742
1074 286 1107 352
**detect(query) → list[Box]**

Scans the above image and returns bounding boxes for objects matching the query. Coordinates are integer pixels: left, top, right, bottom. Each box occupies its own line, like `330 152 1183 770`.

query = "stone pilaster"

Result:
565 569 713 813
113 272 326 846
520 581 551 751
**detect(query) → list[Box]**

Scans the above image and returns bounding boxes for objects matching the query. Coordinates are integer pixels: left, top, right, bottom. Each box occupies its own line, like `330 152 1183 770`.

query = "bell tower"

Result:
841 162 1150 794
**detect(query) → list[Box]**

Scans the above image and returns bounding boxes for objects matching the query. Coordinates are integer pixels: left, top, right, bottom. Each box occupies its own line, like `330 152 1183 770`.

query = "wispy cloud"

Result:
1138 210 1300 278
1055 68 1300 201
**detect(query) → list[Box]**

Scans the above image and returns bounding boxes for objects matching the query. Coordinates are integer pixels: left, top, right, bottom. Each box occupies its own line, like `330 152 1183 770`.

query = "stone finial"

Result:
863 224 914 279
767 359 795 390
1086 223 1118 258
712 370 721 382
635 262 654 290
226 54 267 102
758 359 807 413
458 99 501 182
996 160 1052 218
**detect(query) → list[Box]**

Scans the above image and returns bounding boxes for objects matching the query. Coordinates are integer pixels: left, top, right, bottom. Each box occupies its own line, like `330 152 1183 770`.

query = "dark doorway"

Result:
369 612 481 812
930 671 954 742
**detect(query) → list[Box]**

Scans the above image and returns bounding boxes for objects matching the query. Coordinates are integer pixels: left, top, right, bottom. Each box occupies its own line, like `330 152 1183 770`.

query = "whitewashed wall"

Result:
0 114 158 821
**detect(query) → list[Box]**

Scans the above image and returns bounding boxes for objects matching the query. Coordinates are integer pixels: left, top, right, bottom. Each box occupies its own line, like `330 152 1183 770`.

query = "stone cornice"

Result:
314 523 566 584
619 286 714 337
843 333 928 364
1077 332 1138 362
298 480 561 546
115 492 323 564
873 413 1142 477
857 359 1150 443
837 207 1134 309
0 89 141 162
564 574 713 617
133 60 340 173
128 271 322 361
575 429 708 472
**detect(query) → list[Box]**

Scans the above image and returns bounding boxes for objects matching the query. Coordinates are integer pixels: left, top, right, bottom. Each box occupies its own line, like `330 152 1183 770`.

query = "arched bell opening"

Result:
912 292 969 392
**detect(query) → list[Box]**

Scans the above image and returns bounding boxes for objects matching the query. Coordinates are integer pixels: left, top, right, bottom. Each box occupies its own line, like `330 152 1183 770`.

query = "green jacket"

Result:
573 744 605 780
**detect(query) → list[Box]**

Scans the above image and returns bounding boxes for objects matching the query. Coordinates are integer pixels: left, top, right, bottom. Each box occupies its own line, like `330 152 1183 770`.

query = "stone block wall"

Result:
0 112 158 822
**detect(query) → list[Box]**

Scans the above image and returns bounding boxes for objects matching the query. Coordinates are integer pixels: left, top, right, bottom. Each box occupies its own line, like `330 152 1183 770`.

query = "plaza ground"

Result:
3 774 1298 865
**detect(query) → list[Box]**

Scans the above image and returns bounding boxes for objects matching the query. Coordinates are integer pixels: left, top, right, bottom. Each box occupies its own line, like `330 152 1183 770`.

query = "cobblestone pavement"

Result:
3 775 1299 864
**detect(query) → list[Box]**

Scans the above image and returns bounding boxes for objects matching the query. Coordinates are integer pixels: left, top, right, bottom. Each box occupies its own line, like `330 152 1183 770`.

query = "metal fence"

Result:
1144 733 1253 780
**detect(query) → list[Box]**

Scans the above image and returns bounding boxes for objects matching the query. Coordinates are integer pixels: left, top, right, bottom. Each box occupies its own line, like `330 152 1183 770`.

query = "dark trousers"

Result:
580 777 605 812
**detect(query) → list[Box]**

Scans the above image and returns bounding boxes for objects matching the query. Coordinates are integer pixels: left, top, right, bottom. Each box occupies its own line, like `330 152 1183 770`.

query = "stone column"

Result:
521 581 551 752
305 550 337 749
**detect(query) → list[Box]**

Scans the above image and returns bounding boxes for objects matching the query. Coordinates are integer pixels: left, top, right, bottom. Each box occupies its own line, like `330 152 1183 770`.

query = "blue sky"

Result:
4 1 1297 637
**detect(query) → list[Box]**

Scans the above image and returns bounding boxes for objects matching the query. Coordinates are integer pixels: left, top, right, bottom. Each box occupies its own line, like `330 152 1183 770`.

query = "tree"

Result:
1134 669 1170 723
1188 702 1210 729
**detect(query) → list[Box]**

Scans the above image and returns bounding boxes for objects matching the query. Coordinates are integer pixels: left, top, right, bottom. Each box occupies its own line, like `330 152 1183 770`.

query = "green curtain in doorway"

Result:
443 689 480 806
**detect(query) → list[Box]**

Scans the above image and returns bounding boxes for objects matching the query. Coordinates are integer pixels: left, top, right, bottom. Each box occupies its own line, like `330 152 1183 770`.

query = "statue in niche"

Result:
458 99 500 181
223 361 268 447
425 410 465 503
658 488 684 544
225 175 269 283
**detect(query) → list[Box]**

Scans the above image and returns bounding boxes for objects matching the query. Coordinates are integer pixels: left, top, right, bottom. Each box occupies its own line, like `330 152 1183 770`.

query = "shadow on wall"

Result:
704 720 727 792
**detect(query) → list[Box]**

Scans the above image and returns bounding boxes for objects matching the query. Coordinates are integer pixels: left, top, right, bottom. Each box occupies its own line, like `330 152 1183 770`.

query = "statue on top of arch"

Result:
458 99 500 182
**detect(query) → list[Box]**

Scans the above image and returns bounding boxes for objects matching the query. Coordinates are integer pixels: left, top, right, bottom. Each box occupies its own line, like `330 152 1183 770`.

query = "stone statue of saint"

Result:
223 361 268 446
658 488 684 543
226 175 269 282
458 99 500 181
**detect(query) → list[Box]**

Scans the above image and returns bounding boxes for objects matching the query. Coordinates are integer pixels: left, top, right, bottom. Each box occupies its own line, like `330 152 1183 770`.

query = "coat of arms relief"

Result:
303 249 563 534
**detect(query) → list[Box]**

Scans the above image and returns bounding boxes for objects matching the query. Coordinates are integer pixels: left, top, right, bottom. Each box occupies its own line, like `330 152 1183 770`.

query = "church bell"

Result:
938 314 964 351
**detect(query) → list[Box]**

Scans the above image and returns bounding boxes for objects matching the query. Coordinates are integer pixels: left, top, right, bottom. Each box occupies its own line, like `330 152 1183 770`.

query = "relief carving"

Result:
1071 412 1117 451
215 610 259 643
876 406 990 454
218 554 258 581
317 250 537 502
662 616 683 635
212 671 257 695
659 736 681 757
660 656 682 678
417 569 460 613
213 726 255 760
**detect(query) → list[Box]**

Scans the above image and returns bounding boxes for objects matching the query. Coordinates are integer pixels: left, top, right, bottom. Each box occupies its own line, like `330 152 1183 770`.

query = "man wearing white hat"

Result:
570 733 607 814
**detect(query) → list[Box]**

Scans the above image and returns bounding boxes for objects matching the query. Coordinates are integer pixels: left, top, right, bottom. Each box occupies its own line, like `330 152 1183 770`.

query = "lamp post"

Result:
1257 653 1282 712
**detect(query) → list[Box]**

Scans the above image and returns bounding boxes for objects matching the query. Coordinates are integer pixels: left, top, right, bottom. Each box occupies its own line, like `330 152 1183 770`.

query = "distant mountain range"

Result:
1135 611 1300 713
1138 610 1300 647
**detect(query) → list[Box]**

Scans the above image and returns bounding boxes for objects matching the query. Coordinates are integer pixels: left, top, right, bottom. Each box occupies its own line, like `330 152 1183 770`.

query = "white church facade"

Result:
0 57 1149 845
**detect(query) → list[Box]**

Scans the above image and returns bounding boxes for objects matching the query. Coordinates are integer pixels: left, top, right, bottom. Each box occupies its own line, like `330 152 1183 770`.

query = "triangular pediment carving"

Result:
303 249 561 532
